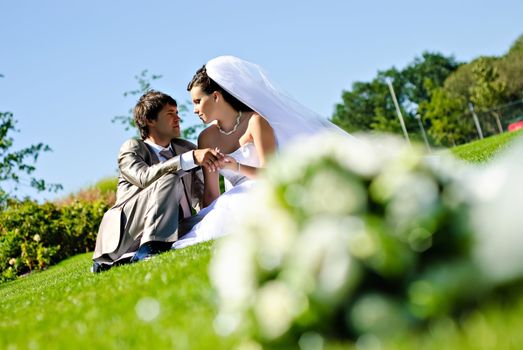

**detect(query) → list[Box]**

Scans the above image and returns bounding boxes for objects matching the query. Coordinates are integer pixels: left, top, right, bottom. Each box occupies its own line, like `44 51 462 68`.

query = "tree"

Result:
509 33 523 53
331 52 460 138
402 52 461 104
335 33 523 146
331 67 413 133
496 34 523 100
441 36 523 138
419 88 473 146
0 110 62 204
441 62 475 100
332 80 378 132
113 70 203 140
469 57 506 133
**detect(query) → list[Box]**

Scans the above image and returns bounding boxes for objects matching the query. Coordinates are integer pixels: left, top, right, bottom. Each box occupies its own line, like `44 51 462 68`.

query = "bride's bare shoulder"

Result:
197 123 220 147
248 113 274 132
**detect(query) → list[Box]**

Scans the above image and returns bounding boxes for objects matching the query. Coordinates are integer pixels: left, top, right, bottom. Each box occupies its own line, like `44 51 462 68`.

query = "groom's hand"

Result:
193 148 225 172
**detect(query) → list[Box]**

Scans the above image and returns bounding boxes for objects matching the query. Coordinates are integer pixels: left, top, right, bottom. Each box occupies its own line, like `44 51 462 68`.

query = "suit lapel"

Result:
171 139 186 157
143 142 161 165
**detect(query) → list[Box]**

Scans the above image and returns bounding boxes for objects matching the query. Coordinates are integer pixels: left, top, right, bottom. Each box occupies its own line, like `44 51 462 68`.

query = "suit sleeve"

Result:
118 139 183 189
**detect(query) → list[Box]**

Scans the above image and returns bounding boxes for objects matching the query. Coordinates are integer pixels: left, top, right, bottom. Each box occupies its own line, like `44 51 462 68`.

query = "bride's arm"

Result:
223 114 276 178
198 132 221 208
202 166 220 208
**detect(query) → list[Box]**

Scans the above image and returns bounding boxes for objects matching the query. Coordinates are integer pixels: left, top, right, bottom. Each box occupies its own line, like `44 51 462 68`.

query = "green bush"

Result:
92 176 118 195
56 177 117 207
0 199 109 283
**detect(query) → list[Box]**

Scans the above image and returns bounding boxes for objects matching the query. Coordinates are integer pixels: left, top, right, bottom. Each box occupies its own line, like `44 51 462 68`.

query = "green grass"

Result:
3 131 523 349
449 129 523 163
0 243 235 350
3 249 523 349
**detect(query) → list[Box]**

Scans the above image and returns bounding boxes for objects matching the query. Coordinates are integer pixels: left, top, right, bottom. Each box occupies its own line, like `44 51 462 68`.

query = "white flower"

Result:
346 217 377 259
254 281 305 340
254 210 298 271
213 311 243 337
335 133 413 178
302 167 367 216
370 150 423 203
233 183 299 271
384 172 440 237
209 131 516 344
471 138 523 284
298 332 325 350
210 234 257 312
283 218 360 302
349 293 407 336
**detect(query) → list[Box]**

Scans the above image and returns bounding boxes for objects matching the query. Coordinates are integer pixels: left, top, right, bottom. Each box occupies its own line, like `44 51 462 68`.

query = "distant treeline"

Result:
332 34 523 146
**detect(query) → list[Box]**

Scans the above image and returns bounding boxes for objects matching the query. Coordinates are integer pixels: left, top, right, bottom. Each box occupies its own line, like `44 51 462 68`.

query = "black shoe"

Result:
91 261 112 273
130 241 172 263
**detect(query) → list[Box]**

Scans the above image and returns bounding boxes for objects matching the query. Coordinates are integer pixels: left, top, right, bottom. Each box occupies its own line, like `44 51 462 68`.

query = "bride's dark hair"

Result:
187 65 253 112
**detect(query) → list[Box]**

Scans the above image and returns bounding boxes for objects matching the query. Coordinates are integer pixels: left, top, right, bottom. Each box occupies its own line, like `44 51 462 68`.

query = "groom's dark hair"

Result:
133 90 177 139
187 65 253 112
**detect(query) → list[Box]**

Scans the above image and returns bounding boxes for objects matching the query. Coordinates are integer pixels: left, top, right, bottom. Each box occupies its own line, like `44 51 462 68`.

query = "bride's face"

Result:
190 86 217 124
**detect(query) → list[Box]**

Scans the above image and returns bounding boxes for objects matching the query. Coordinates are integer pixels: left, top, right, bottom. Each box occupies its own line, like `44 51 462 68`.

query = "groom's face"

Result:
148 104 181 139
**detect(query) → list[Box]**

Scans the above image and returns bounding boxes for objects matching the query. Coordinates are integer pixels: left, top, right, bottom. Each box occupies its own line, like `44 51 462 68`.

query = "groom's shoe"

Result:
91 261 112 273
130 241 172 263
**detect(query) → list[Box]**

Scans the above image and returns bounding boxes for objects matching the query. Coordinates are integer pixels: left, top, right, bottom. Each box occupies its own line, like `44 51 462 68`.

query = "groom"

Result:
92 90 224 272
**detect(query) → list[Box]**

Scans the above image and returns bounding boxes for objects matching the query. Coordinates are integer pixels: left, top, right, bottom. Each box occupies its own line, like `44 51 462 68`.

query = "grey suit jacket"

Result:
115 138 204 208
93 138 204 260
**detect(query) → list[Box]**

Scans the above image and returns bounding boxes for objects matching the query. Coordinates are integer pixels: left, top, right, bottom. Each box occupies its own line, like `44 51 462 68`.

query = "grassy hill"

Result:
1 131 523 349
450 129 523 162
0 243 232 350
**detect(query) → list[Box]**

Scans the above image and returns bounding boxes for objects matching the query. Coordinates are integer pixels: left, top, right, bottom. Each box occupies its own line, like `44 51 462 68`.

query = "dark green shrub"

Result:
0 199 109 283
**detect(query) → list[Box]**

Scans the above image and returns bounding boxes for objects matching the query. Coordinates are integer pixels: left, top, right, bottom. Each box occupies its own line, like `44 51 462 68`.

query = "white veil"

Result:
205 56 354 149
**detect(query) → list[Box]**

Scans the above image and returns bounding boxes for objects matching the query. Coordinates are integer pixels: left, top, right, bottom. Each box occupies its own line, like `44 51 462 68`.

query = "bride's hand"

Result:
193 147 225 172
221 155 238 171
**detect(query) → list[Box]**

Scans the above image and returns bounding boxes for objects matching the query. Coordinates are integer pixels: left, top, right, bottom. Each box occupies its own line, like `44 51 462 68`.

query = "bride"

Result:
172 56 351 249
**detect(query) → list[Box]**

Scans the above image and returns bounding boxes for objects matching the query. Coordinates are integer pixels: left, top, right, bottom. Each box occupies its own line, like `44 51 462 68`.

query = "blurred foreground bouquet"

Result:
209 133 523 347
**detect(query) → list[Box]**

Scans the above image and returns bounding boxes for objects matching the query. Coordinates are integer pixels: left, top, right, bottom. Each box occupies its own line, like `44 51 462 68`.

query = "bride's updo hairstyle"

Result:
187 65 253 113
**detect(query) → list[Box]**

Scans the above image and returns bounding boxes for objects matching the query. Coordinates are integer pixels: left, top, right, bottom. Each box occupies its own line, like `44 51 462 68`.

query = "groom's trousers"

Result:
93 173 202 265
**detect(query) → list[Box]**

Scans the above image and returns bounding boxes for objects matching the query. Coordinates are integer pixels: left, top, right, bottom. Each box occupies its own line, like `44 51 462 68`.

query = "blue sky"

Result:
1 0 522 201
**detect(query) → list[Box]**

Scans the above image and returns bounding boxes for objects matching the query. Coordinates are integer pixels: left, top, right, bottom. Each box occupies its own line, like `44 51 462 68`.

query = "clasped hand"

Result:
193 148 237 172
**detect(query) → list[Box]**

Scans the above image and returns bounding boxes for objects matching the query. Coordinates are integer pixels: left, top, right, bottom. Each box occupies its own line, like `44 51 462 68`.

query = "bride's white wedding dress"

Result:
172 142 260 249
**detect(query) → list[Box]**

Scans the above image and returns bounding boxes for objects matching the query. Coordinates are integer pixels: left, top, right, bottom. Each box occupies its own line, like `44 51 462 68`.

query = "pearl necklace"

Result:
217 111 242 136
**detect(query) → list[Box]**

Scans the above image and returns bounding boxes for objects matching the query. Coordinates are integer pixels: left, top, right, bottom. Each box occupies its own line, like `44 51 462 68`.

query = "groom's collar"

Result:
144 139 173 153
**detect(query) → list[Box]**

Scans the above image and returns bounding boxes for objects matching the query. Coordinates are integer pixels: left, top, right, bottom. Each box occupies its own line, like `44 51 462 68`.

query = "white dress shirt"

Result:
144 139 196 170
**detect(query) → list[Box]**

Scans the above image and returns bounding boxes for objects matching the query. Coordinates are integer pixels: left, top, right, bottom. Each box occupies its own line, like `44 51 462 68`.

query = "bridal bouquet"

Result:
209 132 523 347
